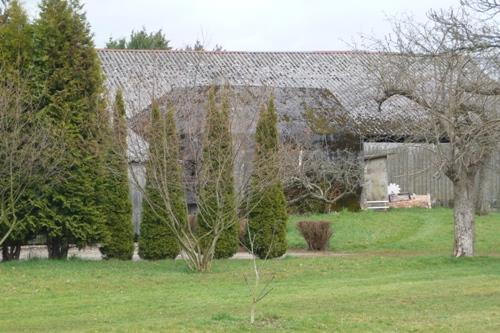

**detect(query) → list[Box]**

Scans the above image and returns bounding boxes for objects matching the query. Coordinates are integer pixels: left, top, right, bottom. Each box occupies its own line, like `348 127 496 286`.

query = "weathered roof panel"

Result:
97 49 422 138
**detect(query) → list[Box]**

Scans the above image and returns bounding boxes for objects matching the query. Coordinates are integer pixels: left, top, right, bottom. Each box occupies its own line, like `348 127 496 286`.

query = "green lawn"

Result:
1 208 499 332
289 208 500 256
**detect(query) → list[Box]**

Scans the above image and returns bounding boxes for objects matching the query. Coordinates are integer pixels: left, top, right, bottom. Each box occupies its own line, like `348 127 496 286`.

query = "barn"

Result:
97 49 500 232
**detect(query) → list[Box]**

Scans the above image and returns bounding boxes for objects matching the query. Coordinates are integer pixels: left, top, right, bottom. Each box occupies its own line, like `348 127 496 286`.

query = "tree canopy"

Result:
106 27 171 49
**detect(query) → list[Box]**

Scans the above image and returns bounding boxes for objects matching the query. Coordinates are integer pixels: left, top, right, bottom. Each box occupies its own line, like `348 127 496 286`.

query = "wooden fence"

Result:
363 142 500 209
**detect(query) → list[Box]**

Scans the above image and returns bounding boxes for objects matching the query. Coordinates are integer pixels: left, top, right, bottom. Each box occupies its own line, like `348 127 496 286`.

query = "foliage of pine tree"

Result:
32 0 105 258
248 96 288 259
0 0 32 80
0 0 37 260
197 87 239 259
106 27 171 50
139 102 187 260
98 90 134 260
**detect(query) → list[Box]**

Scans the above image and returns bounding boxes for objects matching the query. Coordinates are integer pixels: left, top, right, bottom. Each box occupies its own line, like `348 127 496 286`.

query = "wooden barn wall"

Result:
363 142 500 209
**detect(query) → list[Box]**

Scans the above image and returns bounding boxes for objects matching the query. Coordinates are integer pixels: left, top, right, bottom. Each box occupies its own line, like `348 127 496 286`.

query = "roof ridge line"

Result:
95 48 382 55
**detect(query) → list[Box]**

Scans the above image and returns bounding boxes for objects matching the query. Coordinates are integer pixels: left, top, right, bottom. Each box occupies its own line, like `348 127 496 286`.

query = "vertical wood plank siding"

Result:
363 142 500 209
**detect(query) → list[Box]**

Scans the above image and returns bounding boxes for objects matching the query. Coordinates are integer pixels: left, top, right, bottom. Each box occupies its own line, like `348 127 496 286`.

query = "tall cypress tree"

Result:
99 90 134 260
139 102 187 260
33 0 104 258
197 87 239 259
248 96 288 259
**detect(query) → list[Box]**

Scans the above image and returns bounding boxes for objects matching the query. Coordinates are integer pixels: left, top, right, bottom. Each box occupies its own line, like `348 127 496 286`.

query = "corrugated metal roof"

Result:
97 49 421 137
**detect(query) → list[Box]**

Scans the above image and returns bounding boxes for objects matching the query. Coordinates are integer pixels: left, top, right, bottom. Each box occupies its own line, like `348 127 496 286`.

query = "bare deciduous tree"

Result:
428 0 500 215
429 1 499 53
280 131 363 210
129 86 282 272
280 125 363 207
0 78 62 251
363 3 500 257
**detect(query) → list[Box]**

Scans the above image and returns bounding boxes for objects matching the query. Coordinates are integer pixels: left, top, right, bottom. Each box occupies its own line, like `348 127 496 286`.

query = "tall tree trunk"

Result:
453 175 476 257
1 242 22 261
475 155 492 215
47 237 69 259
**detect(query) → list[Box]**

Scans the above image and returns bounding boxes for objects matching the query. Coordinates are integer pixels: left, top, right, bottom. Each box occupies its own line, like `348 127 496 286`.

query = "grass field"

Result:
0 208 499 332
289 208 500 256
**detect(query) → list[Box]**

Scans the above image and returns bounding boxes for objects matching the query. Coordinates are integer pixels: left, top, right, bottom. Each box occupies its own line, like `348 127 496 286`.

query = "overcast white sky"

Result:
23 0 459 51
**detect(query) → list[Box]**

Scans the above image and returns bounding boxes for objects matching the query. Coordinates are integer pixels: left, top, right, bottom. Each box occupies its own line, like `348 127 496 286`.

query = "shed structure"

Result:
97 49 500 232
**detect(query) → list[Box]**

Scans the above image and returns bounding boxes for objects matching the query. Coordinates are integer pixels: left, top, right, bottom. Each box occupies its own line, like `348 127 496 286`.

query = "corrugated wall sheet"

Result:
363 142 500 209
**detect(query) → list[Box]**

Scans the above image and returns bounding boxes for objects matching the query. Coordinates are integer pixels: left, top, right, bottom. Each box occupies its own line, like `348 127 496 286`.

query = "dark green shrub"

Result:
247 97 288 259
99 90 134 260
138 209 180 260
139 103 187 260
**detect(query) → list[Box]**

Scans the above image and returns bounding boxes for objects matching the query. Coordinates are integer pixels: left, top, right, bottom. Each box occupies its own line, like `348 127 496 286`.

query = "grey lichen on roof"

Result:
97 49 422 139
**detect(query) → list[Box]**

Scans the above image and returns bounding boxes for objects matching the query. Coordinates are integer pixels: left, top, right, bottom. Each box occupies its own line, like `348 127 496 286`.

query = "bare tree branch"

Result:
361 1 500 257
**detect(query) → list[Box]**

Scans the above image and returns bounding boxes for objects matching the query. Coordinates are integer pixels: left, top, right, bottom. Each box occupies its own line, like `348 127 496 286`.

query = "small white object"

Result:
388 183 401 196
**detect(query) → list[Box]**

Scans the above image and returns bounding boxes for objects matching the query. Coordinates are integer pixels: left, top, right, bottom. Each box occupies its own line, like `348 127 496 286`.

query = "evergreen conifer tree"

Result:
99 90 134 260
139 102 187 260
197 87 239 259
248 96 288 259
32 0 104 258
